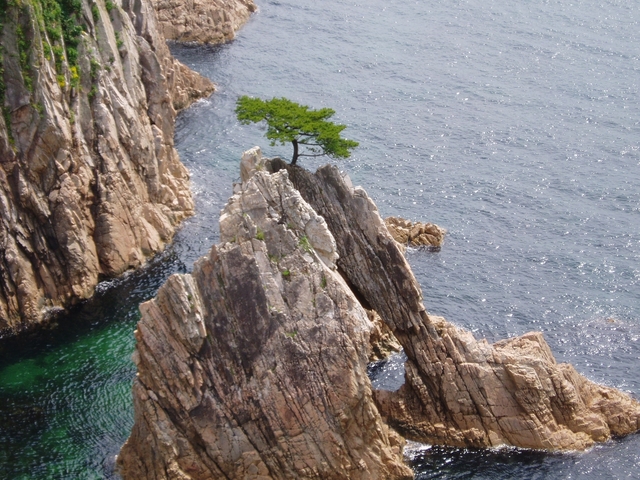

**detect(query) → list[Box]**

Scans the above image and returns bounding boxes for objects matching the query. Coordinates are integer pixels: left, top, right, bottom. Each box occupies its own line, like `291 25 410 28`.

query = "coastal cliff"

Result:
117 149 412 479
119 149 640 478
0 0 215 335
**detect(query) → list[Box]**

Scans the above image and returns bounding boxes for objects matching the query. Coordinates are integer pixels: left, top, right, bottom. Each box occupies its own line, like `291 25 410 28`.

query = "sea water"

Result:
1 0 639 477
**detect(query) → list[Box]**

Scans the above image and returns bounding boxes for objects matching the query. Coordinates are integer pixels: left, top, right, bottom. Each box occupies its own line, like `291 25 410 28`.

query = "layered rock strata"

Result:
0 0 213 334
384 216 445 249
152 0 257 44
118 160 412 479
272 158 640 451
120 149 640 479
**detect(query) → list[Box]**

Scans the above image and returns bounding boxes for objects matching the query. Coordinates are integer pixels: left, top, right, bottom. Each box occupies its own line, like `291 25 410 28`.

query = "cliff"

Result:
117 148 412 479
119 149 640 478
0 0 214 335
152 0 256 44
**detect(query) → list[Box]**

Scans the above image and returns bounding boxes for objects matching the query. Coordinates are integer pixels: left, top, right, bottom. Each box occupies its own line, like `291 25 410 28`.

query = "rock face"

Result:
273 158 640 451
118 155 412 479
0 0 214 334
384 216 445 249
152 0 257 44
120 149 640 479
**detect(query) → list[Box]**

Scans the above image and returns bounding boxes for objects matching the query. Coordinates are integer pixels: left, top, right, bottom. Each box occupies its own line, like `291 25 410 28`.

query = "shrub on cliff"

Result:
236 96 359 166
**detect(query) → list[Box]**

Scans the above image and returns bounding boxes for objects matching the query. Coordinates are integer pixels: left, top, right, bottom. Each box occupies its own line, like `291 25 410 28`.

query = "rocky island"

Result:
118 148 640 479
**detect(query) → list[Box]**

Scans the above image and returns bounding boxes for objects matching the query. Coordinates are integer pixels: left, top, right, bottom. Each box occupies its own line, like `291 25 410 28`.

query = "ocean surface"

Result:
1 0 639 477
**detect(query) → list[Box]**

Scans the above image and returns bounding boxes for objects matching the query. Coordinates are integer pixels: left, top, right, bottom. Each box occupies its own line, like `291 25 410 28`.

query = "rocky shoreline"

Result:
0 0 254 337
117 149 640 478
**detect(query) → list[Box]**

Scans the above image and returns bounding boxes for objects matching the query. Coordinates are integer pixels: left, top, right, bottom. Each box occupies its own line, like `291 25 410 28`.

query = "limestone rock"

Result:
273 159 640 451
153 0 257 44
118 166 413 479
0 0 212 335
385 216 446 249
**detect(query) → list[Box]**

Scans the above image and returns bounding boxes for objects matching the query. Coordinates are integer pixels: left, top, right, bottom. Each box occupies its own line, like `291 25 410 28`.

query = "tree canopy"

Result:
235 96 359 165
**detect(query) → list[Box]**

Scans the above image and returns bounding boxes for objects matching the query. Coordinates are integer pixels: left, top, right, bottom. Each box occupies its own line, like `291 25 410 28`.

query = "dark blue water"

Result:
1 0 639 477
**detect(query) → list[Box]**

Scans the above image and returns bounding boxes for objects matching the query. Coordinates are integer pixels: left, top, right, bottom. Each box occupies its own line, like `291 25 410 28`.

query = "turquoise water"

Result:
2 0 640 477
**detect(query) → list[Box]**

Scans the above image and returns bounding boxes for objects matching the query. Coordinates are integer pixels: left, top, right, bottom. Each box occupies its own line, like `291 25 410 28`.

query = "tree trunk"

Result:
291 139 299 165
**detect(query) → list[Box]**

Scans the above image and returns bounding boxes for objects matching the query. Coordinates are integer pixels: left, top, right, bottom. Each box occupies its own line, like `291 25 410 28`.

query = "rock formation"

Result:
0 0 213 335
384 216 445 249
272 157 640 451
117 154 412 479
152 0 257 44
119 149 640 479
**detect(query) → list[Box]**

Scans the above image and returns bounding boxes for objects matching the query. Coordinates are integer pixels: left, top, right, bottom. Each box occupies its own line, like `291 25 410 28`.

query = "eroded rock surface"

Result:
273 158 640 451
120 150 640 480
0 0 213 334
153 0 256 44
117 164 412 479
385 216 446 249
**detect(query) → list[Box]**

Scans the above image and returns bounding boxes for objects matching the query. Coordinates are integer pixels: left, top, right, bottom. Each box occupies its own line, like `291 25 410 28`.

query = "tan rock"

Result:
274 159 640 451
118 166 413 479
368 309 402 362
152 0 257 44
385 216 446 249
0 0 213 334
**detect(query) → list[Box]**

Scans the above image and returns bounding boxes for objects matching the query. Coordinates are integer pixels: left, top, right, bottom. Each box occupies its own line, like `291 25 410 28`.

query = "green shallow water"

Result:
0 251 192 479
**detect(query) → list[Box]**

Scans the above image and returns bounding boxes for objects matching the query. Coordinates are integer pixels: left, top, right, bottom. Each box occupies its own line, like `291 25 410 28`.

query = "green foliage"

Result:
321 275 327 289
36 0 84 82
282 269 291 279
91 3 99 21
236 96 359 166
105 0 114 12
298 235 313 254
90 57 100 80
16 25 33 92
88 84 97 101
69 64 79 88
115 31 123 49
255 227 265 241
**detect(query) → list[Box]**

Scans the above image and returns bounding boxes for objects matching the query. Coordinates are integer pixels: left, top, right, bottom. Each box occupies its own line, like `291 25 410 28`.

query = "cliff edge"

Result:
0 0 214 335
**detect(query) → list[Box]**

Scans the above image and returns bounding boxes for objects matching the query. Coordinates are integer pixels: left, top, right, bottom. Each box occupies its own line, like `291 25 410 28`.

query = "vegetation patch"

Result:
16 25 34 92
36 0 84 81
298 235 313 254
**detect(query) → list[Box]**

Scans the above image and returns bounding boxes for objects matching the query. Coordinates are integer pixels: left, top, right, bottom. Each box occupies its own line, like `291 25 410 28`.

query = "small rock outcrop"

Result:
384 216 445 249
274 158 640 451
152 0 257 44
117 155 413 479
0 0 213 334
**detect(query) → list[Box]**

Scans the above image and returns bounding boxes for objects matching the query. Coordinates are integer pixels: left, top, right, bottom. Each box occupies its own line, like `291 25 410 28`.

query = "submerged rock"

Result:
0 0 214 334
120 149 640 479
117 161 412 479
